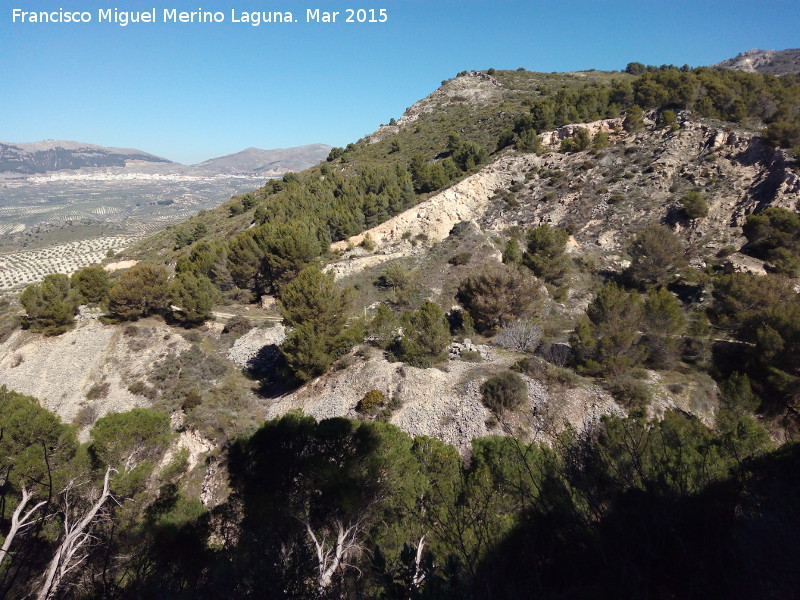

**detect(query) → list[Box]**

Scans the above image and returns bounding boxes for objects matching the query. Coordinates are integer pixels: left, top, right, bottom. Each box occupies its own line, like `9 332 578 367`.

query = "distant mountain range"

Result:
0 140 332 177
194 144 333 176
0 140 170 174
714 48 800 75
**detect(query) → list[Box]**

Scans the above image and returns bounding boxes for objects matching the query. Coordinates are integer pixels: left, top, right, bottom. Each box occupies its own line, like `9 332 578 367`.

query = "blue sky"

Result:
1 0 798 164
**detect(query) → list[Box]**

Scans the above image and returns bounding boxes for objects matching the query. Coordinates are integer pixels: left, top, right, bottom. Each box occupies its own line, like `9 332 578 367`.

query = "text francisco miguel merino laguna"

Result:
11 7 389 26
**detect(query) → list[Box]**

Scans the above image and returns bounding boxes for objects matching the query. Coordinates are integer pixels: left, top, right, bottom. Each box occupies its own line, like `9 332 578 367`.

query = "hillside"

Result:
715 48 800 75
2 62 800 599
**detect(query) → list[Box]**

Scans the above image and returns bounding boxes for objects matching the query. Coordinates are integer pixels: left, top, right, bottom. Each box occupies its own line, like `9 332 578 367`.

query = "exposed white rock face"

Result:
0 319 190 426
226 325 286 371
266 351 624 455
722 252 768 276
539 117 623 146
340 115 800 284
714 48 800 76
326 152 540 278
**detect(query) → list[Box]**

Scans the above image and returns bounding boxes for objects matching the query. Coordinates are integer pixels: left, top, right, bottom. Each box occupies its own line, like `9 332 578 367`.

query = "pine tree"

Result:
571 282 644 375
624 224 687 289
70 266 111 305
523 224 570 284
107 263 170 321
278 267 354 382
394 301 450 367
20 274 77 335
169 272 220 325
456 266 542 334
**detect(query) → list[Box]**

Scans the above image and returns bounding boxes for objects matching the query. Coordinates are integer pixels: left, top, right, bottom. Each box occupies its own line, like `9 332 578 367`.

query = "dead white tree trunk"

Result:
36 467 115 600
0 487 47 569
304 518 362 591
411 535 426 589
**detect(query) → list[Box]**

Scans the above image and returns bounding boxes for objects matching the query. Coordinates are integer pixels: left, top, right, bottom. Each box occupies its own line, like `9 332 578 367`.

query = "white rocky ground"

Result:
0 316 190 430
329 115 800 281
326 151 539 279
227 324 287 367
267 346 626 455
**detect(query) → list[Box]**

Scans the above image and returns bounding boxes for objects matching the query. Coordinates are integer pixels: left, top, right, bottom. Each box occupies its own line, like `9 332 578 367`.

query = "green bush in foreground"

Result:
481 371 527 416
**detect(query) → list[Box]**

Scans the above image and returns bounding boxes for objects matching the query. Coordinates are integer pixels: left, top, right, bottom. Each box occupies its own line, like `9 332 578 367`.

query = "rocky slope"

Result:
0 313 189 431
715 48 800 75
329 112 800 278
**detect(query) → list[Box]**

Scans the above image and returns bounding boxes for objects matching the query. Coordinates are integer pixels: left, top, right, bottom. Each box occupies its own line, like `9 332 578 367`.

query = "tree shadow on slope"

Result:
468 442 800 600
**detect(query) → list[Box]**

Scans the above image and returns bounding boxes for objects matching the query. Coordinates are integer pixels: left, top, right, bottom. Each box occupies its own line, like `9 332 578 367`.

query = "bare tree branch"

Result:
36 467 116 600
0 487 47 569
303 517 362 591
411 535 426 589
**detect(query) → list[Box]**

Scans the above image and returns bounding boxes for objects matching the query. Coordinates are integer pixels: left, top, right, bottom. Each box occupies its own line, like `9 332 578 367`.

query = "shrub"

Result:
624 224 687 289
74 404 99 427
357 390 385 414
128 381 157 400
494 320 543 352
608 375 652 416
623 105 644 132
367 303 399 348
481 372 528 415
392 301 450 367
86 382 110 401
524 224 570 284
456 266 543 334
742 207 800 275
502 237 523 264
452 141 488 171
223 316 252 337
681 191 709 219
448 252 472 266
459 350 483 362
560 128 591 152
516 129 542 153
361 233 376 252
720 372 760 413
377 263 418 306
592 130 610 150
497 130 515 151
182 389 203 412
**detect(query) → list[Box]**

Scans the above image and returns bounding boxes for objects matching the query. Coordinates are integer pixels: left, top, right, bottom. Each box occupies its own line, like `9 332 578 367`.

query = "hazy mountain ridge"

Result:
714 48 800 75
0 140 331 177
194 144 332 176
0 140 172 175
